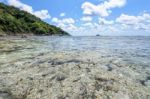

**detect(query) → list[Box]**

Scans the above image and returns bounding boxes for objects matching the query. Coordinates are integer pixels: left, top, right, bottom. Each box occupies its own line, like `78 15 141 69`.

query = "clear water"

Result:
0 36 150 72
37 36 150 65
1 36 150 65
31 36 150 52
0 36 150 98
49 36 149 63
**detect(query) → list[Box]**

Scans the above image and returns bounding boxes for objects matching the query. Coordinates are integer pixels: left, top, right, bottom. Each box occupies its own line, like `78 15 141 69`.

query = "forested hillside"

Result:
0 3 69 36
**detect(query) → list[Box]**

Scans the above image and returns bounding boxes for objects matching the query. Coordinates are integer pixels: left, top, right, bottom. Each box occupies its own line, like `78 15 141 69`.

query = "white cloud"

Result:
52 17 59 23
7 0 33 13
116 14 139 25
81 0 126 17
107 26 119 32
34 10 51 20
60 13 66 17
99 18 114 25
81 16 92 22
82 22 93 27
7 0 51 19
51 12 150 36
61 18 75 24
65 24 77 31
51 17 76 32
116 13 150 30
52 18 75 24
51 16 121 36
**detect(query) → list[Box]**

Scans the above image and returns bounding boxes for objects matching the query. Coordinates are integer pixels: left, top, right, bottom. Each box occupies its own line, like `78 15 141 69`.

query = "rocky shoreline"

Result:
0 37 150 99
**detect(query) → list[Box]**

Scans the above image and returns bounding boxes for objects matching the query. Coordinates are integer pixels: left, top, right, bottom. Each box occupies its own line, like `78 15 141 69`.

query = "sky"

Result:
0 0 150 36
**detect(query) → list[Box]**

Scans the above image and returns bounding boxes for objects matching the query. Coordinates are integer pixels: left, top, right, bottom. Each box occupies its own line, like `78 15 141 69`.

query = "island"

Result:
0 3 69 36
96 34 100 36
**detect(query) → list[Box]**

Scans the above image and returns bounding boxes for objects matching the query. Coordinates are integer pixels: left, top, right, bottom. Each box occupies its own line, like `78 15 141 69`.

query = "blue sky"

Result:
1 0 150 36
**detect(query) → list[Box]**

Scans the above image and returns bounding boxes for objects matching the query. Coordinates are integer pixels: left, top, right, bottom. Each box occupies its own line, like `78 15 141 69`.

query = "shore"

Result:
0 37 150 99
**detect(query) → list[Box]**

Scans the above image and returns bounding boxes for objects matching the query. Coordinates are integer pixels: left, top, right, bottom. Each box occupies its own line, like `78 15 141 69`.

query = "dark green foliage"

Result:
0 3 69 36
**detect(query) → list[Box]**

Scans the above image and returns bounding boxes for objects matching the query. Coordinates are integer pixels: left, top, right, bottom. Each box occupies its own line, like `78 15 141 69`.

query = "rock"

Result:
144 80 150 86
95 75 114 82
56 74 67 81
73 77 81 82
86 68 91 73
38 89 43 93
106 64 113 71
27 77 33 80
21 35 27 38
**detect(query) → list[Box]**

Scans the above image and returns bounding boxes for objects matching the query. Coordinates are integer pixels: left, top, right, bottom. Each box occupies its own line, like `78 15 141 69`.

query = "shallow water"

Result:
0 36 150 99
1 36 150 68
